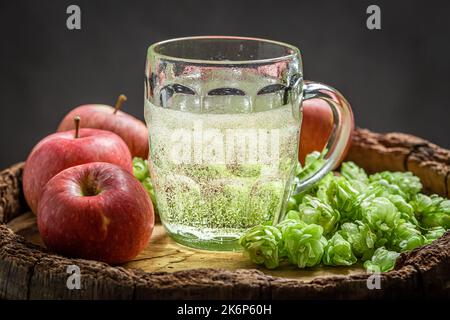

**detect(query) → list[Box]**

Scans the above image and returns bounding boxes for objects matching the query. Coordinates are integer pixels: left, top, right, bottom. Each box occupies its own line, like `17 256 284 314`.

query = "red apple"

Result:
57 95 149 158
299 99 354 167
23 117 133 214
37 162 154 264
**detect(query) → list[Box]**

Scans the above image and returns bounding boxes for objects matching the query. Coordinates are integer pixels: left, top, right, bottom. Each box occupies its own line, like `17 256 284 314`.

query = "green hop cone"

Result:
276 219 306 258
133 157 158 210
412 193 443 214
297 195 340 236
339 221 377 261
411 194 450 229
390 221 424 252
364 247 400 273
340 161 369 183
369 179 408 199
297 151 325 181
369 171 422 200
285 210 301 221
286 197 298 212
282 222 326 268
386 194 418 226
315 172 336 203
132 157 149 181
238 150 449 271
361 197 401 246
322 233 357 266
277 218 305 234
326 177 362 222
423 226 447 245
239 225 282 269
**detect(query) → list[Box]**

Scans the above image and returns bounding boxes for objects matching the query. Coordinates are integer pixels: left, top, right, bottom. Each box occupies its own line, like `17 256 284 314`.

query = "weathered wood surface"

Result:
346 128 450 197
0 128 449 299
7 212 365 281
0 163 26 224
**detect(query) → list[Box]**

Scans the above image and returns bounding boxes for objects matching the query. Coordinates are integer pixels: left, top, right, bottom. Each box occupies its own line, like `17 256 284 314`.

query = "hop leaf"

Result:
239 225 282 269
364 247 400 272
297 195 340 236
282 222 326 268
339 221 377 261
322 233 357 266
411 194 450 229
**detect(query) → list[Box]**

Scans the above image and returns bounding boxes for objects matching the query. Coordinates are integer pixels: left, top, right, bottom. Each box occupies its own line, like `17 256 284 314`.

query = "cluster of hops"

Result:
240 152 450 272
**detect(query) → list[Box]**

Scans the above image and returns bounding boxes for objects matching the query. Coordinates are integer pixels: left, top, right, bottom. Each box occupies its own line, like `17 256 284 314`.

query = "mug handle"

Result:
294 80 354 194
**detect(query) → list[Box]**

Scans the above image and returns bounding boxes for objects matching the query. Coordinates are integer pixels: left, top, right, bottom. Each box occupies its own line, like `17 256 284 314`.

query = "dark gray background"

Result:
1 0 449 168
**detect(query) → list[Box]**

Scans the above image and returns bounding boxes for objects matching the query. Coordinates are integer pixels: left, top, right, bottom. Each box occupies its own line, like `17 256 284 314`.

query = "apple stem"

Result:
74 116 81 139
113 94 127 114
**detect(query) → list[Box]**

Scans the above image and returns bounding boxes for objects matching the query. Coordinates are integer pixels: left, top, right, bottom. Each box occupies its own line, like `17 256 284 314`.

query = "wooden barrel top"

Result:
0 128 449 299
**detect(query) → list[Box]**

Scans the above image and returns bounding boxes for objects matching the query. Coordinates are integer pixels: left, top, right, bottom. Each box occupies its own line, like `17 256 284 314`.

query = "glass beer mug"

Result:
144 36 352 250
